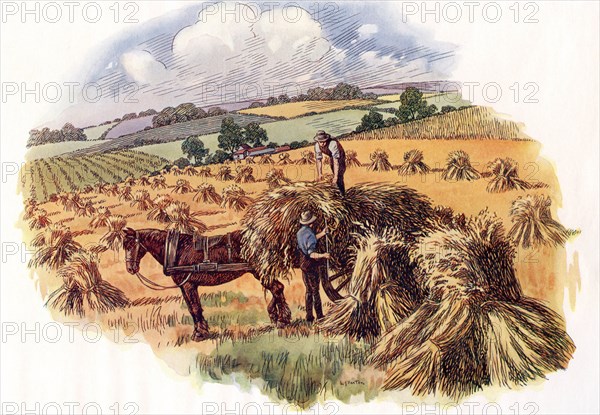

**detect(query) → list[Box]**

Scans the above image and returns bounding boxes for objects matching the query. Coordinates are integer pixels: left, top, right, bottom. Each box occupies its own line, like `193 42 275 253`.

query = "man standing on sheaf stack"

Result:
314 130 346 196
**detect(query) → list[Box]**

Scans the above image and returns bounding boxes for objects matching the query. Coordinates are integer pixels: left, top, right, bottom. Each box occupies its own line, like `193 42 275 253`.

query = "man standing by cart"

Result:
296 210 330 323
314 130 347 195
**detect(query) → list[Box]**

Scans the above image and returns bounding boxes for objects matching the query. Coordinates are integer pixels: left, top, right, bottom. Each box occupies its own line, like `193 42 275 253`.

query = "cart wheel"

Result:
321 270 351 301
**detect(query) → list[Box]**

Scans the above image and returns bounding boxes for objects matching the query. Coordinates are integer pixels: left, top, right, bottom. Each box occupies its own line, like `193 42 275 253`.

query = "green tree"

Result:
289 140 310 149
181 135 209 164
173 157 191 169
175 103 205 121
440 105 456 114
27 123 87 147
217 117 246 157
206 150 230 165
244 122 269 147
395 87 438 123
355 109 385 132
419 103 438 118
331 82 363 100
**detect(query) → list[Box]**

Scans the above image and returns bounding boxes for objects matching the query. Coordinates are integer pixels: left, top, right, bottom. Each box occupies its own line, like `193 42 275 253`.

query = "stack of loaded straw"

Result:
240 181 575 399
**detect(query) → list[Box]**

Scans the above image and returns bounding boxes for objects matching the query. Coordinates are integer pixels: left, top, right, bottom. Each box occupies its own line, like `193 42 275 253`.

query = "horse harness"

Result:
194 232 235 264
163 230 253 275
129 230 253 291
128 230 191 290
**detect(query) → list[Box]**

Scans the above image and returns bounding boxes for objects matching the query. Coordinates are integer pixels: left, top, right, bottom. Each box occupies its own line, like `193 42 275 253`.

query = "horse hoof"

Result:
276 320 289 329
191 330 210 342
276 305 292 327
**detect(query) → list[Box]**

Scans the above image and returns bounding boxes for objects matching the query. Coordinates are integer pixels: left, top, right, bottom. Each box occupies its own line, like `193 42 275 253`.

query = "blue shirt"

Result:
297 225 318 257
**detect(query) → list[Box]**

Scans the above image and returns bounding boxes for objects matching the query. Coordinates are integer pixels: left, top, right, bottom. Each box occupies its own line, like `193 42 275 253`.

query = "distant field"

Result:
22 150 169 201
377 94 401 102
377 92 441 102
375 92 472 110
67 114 274 157
25 141 101 161
105 115 155 139
262 109 394 143
83 122 118 141
134 109 395 161
345 106 528 141
238 99 376 118
137 135 217 161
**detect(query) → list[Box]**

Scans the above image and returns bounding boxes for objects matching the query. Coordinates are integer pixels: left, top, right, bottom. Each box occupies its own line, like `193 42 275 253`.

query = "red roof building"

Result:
233 145 275 160
275 145 291 153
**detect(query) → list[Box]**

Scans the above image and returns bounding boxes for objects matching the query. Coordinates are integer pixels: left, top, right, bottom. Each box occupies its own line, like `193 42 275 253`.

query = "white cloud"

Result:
358 24 378 38
360 51 397 68
251 6 330 62
86 1 454 118
47 2 456 128
171 3 332 81
172 3 255 69
120 50 169 84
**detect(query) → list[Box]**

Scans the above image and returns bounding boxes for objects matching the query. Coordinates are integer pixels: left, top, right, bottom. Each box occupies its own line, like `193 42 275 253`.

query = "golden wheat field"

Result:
238 99 376 118
20 136 578 405
24 138 572 308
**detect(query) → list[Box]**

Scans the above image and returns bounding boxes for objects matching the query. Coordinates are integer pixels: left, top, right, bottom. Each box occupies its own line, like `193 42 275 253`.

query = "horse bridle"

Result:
125 231 145 270
127 230 191 290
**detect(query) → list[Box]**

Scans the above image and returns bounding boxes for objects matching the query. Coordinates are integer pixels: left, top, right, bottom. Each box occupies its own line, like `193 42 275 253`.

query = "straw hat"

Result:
299 210 317 225
314 130 331 142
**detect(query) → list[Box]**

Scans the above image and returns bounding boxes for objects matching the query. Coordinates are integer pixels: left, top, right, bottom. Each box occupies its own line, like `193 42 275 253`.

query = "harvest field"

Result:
347 106 527 140
13 0 591 408
24 140 102 161
21 150 168 201
238 99 376 118
19 82 579 409
21 124 577 405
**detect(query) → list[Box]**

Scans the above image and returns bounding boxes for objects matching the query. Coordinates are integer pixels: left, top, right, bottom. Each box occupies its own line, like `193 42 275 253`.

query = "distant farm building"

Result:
233 145 292 160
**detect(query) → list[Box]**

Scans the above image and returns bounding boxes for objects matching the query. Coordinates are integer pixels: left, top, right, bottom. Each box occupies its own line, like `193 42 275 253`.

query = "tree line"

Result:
151 103 228 128
249 82 378 109
355 87 467 133
27 123 87 148
27 82 371 147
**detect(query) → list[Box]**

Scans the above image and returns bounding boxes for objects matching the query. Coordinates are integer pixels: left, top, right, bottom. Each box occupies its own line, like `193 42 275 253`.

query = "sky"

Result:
48 1 457 128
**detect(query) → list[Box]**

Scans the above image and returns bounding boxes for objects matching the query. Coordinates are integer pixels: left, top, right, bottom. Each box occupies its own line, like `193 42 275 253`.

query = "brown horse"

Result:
122 228 291 341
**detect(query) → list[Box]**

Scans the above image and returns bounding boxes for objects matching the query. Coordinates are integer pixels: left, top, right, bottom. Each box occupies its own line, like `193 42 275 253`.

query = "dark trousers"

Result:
300 256 324 321
329 161 346 196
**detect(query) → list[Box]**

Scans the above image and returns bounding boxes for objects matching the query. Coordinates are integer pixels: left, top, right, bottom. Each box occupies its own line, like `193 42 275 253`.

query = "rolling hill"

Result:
67 114 274 156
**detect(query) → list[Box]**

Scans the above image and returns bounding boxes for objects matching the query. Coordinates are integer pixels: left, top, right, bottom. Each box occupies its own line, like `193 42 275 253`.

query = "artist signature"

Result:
339 380 366 386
